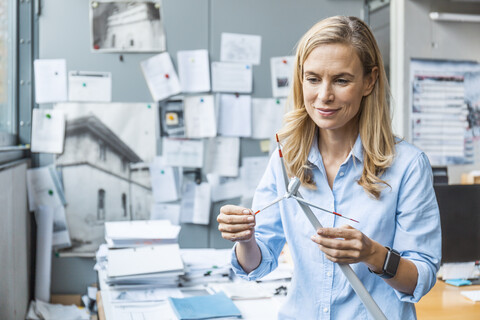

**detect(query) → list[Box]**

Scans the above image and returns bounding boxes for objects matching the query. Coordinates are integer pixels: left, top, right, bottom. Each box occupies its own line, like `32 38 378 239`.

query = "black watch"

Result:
368 246 401 279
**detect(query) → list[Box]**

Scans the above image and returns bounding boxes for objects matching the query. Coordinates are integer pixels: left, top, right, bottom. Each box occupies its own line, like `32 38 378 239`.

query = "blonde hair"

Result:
278 16 395 199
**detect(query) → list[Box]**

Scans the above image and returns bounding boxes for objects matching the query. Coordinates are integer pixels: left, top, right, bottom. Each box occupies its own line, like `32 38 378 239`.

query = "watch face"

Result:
384 248 401 277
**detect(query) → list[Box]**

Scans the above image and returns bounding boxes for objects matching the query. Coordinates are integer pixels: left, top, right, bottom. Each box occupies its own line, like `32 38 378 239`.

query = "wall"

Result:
391 0 480 183
0 161 31 320
38 0 364 293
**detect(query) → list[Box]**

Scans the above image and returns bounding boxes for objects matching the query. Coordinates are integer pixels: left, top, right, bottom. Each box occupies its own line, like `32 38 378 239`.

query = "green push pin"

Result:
46 114 51 119
82 83 87 87
160 170 164 174
147 104 151 109
48 189 54 196
276 99 280 105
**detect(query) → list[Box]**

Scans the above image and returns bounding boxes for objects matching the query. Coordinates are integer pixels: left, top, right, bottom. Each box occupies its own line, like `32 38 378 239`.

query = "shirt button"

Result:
326 271 332 277
323 307 329 313
339 171 345 177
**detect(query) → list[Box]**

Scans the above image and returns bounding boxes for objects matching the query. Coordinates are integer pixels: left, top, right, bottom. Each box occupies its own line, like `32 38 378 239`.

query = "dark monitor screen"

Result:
434 184 480 263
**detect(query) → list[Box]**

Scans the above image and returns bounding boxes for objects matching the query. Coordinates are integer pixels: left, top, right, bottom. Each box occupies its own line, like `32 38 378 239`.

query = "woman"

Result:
217 16 441 319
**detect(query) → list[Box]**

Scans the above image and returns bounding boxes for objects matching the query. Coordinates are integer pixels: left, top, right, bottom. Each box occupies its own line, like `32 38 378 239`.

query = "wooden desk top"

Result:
416 280 480 319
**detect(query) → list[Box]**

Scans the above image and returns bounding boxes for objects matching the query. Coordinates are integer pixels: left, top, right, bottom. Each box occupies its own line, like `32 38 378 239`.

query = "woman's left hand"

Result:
310 225 378 265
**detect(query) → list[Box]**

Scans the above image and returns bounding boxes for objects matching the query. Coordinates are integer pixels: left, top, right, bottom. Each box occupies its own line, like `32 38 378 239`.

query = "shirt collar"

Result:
307 131 364 167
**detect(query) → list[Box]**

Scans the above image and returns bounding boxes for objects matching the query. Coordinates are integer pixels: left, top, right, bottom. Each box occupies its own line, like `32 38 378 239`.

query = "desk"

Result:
416 280 480 319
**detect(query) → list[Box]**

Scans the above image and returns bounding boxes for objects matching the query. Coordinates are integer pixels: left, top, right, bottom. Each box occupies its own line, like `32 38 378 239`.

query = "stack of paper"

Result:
180 249 232 286
105 244 184 288
104 220 181 248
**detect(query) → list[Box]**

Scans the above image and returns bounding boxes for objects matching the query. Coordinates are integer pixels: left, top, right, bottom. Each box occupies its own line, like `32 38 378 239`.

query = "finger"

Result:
323 253 357 264
311 235 359 250
320 246 361 261
217 212 255 225
220 205 253 215
221 229 253 242
317 227 358 239
218 223 255 233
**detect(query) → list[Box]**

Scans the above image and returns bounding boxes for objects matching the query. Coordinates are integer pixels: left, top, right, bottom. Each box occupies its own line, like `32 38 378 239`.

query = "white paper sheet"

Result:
180 182 211 225
26 166 65 211
177 50 211 93
141 52 181 101
221 33 262 65
151 203 181 225
217 94 252 137
149 156 180 203
162 138 204 168
211 62 252 93
240 156 269 198
204 137 240 177
68 71 112 102
107 244 184 278
31 109 65 154
207 173 243 202
110 287 183 304
34 206 54 303
270 56 295 97
442 262 477 280
34 59 68 104
184 95 217 138
105 220 180 241
251 98 285 140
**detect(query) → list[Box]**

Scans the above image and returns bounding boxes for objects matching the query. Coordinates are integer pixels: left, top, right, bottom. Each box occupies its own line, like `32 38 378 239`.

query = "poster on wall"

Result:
53 102 156 255
90 0 166 53
410 59 480 166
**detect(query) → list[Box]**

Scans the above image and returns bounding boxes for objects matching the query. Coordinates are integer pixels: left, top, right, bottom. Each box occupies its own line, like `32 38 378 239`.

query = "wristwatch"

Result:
368 246 401 279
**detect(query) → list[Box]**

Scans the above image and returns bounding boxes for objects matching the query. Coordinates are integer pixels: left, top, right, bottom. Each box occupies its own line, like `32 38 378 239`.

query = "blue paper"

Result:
445 279 472 287
168 292 242 320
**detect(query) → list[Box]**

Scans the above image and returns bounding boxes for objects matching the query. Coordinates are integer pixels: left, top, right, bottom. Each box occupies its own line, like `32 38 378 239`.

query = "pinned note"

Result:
68 71 112 102
211 62 252 93
251 98 285 140
141 52 181 101
177 50 211 93
34 59 68 104
149 156 181 203
184 95 217 138
162 138 204 168
204 137 240 177
271 56 295 97
217 94 252 137
221 33 262 65
31 109 65 154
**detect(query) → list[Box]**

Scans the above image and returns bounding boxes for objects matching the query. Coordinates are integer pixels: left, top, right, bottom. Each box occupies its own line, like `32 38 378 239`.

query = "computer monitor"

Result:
434 184 480 263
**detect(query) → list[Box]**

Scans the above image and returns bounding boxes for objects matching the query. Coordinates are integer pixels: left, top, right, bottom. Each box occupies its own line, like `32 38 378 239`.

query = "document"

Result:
221 32 262 65
110 287 183 304
212 282 273 300
217 94 252 137
270 56 295 97
184 95 217 138
141 52 181 101
159 97 185 137
34 206 54 303
105 220 180 243
151 203 181 225
149 156 180 203
204 137 240 177
107 244 184 278
240 156 269 198
68 71 112 102
211 62 253 93
441 262 477 280
180 182 211 225
31 109 65 154
177 50 211 93
207 173 243 202
162 138 204 168
251 98 285 139
26 166 66 211
34 59 68 104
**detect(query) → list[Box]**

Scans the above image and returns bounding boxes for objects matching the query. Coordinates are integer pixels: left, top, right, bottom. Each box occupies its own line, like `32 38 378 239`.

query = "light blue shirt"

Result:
231 135 441 320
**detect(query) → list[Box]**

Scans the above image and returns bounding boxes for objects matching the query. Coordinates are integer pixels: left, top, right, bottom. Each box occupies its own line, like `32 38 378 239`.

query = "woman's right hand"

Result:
217 205 256 243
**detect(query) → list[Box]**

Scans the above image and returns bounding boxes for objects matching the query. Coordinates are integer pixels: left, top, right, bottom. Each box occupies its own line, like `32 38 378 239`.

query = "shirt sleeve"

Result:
393 152 441 303
230 151 286 281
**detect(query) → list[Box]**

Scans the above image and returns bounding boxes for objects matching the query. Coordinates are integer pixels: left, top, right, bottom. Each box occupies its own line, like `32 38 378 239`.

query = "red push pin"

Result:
93 44 100 50
282 59 287 64
165 73 170 79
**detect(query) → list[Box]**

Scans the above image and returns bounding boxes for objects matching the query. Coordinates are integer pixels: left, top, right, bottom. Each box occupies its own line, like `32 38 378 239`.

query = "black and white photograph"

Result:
90 0 166 52
53 103 157 254
159 97 185 137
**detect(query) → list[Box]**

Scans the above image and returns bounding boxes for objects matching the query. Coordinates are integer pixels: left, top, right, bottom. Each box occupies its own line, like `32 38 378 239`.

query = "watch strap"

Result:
368 246 401 279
